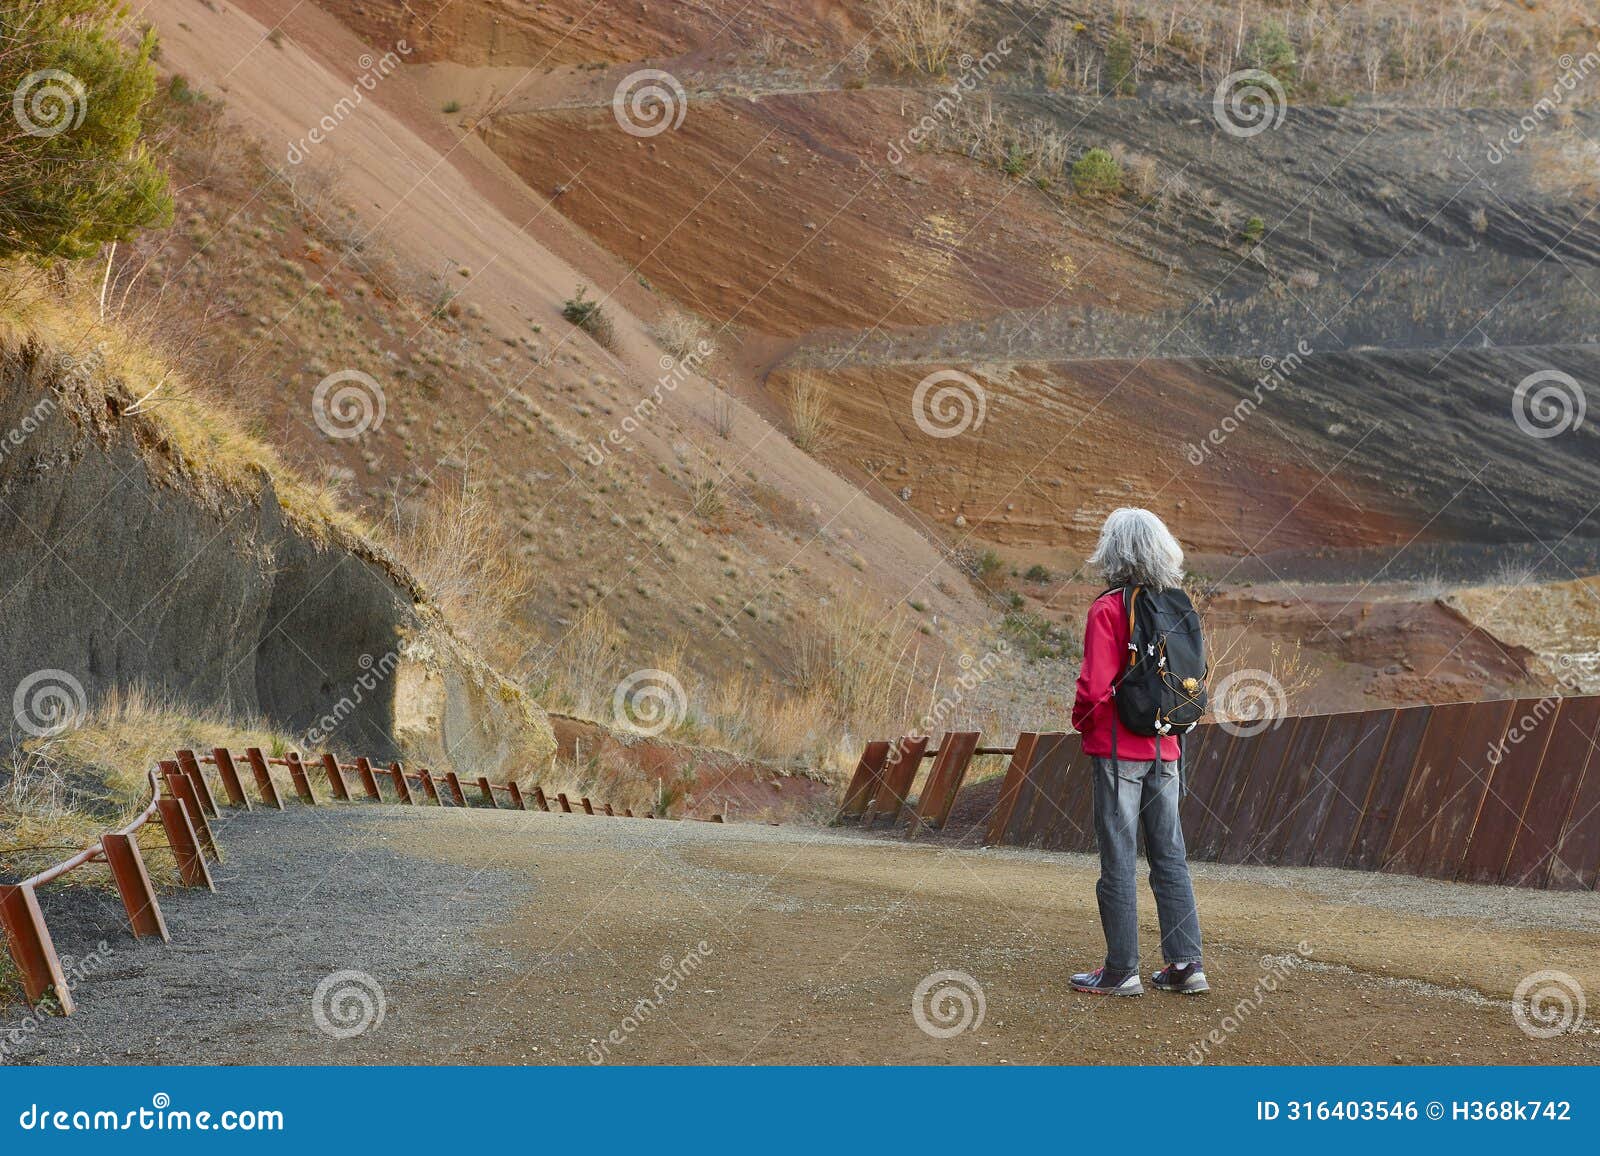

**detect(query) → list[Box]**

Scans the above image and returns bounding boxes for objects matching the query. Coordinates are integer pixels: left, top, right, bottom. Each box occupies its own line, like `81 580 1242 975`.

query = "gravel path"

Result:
7 803 1599 1065
5 805 538 1065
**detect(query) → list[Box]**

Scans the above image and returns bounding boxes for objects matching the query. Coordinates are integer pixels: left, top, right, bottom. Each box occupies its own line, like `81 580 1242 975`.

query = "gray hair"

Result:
1087 507 1185 590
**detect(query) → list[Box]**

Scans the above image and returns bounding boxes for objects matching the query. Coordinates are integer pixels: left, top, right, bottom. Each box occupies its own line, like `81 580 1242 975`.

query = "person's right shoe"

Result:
1151 962 1209 994
1070 967 1144 996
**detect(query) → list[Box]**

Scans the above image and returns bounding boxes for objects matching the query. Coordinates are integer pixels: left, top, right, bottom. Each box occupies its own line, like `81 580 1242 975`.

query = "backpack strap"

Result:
1123 585 1142 672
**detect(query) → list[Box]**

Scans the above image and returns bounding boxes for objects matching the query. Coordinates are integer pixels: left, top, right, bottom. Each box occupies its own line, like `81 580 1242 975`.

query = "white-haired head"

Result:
1087 507 1185 590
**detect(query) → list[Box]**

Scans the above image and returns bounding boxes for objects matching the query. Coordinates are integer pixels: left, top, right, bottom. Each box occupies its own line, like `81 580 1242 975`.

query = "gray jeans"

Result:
1091 756 1203 973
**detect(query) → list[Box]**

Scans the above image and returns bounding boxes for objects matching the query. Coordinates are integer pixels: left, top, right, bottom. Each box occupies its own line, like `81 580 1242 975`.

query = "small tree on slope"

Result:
0 0 173 262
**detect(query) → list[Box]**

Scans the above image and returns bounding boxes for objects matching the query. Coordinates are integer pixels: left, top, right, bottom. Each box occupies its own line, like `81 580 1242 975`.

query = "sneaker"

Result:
1151 962 1209 994
1070 966 1144 996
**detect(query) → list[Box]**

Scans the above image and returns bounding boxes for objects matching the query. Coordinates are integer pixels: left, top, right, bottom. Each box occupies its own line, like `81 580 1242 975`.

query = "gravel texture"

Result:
7 802 1599 1066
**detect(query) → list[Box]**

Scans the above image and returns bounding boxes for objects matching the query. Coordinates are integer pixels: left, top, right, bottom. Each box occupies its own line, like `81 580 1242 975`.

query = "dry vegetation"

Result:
651 310 715 362
534 597 1011 774
873 0 975 75
0 257 366 544
783 370 837 455
1 688 300 890
1076 0 1600 105
379 479 533 669
875 0 1595 106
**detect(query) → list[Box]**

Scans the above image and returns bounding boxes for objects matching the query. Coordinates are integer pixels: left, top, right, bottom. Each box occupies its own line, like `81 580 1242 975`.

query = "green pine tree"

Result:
1104 33 1136 96
1 0 174 262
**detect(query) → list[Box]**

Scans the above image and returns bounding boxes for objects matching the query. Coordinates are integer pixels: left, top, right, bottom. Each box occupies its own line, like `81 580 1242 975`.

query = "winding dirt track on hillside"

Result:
17 806 1599 1065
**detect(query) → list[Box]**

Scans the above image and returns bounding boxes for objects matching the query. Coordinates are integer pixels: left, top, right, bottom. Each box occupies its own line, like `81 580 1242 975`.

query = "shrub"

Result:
1245 20 1297 85
0 0 174 261
1024 563 1051 582
441 99 461 114
652 311 713 361
1104 32 1136 96
561 285 614 347
785 371 836 454
872 0 973 75
1071 148 1122 198
1241 215 1266 246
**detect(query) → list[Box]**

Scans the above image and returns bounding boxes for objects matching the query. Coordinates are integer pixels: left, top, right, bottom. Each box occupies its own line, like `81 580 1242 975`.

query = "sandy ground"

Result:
11 804 1598 1066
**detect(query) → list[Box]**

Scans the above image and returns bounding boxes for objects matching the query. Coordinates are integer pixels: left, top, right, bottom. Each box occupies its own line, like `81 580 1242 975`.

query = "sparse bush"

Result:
0 0 174 261
1103 32 1136 96
1245 19 1297 86
1071 148 1123 198
383 480 533 666
688 461 726 520
784 371 836 454
1002 610 1080 662
712 391 735 439
441 99 461 114
872 0 973 75
1039 18 1075 89
562 285 615 348
653 311 714 361
1024 563 1051 583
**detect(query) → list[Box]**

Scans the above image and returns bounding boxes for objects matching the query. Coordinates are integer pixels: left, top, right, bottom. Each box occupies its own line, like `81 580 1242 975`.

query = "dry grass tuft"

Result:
2 687 300 895
380 479 533 668
652 311 715 362
0 259 366 545
784 371 837 455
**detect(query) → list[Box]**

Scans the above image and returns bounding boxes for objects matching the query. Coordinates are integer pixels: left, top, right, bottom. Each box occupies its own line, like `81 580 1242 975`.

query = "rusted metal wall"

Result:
971 695 1600 890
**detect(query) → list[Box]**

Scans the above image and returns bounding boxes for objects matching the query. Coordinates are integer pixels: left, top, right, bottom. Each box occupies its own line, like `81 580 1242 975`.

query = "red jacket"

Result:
1072 590 1181 761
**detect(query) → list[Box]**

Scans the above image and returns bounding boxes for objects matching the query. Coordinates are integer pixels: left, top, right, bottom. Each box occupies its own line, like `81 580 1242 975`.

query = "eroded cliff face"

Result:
0 339 554 775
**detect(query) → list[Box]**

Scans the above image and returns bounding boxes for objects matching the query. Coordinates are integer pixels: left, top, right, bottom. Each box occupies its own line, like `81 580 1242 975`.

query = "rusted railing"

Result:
837 701 1600 891
1 746 721 1016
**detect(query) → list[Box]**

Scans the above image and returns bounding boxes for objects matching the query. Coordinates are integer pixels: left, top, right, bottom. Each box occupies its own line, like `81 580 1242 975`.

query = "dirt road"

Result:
12 804 1598 1066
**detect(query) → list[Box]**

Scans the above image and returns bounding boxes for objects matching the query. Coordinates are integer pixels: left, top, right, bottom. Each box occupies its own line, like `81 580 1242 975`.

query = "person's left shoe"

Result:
1070 967 1144 996
1151 962 1210 994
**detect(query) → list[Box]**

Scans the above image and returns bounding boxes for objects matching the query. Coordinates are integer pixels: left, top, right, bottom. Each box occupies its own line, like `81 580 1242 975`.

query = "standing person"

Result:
1069 508 1207 996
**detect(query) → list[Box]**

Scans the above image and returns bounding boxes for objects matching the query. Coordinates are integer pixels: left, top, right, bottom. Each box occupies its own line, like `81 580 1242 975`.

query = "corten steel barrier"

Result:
844 693 1600 889
4 745 719 1016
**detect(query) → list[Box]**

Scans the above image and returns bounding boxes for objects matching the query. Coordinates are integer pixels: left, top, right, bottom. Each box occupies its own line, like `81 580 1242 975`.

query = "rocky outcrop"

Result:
0 339 554 774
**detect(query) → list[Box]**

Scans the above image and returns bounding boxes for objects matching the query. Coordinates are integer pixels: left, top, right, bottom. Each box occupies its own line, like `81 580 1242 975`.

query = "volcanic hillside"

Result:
131 0 1600 720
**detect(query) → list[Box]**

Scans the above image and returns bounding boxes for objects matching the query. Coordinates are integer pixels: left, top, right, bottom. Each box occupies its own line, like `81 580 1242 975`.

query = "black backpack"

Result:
1106 585 1208 777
